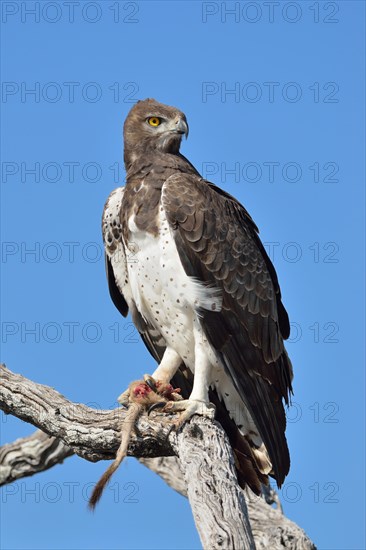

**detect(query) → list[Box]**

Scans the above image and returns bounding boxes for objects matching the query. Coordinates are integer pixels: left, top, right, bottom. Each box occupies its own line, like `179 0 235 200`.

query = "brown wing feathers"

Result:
105 256 128 318
162 173 293 486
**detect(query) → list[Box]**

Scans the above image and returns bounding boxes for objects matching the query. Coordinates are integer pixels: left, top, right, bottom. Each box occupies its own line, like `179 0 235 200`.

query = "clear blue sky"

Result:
1 1 365 549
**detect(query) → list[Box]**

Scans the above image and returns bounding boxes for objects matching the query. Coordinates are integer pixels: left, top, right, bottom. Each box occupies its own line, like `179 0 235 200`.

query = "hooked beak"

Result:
172 117 189 138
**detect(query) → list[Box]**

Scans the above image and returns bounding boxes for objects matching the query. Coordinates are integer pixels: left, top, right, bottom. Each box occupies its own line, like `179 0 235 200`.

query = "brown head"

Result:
123 98 189 169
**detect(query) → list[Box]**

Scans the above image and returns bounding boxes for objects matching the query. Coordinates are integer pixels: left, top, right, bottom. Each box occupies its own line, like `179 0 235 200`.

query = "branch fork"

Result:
0 364 316 550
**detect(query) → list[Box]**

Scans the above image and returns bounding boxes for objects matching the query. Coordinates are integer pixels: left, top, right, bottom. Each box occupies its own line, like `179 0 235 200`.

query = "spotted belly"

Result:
126 207 219 364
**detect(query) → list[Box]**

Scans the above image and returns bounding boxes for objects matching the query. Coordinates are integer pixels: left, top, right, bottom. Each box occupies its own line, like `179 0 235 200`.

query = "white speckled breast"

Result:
126 206 221 363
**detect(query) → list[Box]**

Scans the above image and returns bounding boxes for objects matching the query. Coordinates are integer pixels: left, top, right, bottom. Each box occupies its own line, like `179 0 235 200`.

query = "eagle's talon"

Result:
162 399 216 428
147 401 167 415
143 374 159 392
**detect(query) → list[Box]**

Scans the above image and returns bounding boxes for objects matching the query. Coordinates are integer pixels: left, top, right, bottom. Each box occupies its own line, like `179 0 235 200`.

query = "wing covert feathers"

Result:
162 174 293 485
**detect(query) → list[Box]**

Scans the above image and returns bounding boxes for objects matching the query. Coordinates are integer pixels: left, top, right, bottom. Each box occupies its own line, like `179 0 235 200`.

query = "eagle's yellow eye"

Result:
148 117 161 127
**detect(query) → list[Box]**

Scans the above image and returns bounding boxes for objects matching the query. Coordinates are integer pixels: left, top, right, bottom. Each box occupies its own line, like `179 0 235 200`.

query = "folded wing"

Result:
162 174 293 485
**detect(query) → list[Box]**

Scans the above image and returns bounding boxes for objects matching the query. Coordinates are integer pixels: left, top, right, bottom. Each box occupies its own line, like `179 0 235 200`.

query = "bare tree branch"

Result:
0 431 315 550
176 416 255 549
0 363 176 461
139 458 316 550
0 364 255 548
0 430 73 485
0 364 316 549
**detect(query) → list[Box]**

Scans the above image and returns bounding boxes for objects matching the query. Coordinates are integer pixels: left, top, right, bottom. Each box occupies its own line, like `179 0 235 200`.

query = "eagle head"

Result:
123 98 189 168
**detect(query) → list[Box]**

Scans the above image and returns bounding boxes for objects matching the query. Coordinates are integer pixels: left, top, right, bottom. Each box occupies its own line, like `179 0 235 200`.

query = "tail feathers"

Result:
251 443 272 476
234 449 262 495
235 435 273 494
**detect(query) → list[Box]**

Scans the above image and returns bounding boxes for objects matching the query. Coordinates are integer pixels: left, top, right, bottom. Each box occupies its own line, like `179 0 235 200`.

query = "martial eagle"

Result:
101 98 293 496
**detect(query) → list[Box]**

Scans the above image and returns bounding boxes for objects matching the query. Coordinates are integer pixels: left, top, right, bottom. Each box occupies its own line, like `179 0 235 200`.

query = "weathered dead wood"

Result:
245 489 316 550
0 431 316 549
0 364 316 549
0 430 73 485
140 458 316 550
176 416 255 549
0 364 255 549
